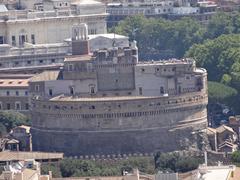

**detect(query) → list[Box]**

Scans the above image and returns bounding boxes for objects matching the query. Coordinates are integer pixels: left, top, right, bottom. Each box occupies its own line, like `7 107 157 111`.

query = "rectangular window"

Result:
31 34 35 44
25 103 29 110
7 103 10 110
15 102 21 110
90 86 95 94
0 36 4 44
49 89 53 96
0 102 2 110
6 91 10 96
139 87 142 95
16 91 19 96
35 85 40 92
68 64 73 71
12 36 16 46
160 87 164 94
69 86 74 95
25 91 28 96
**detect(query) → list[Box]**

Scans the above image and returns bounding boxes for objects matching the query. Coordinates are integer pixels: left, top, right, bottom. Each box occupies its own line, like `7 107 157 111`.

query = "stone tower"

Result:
72 24 89 56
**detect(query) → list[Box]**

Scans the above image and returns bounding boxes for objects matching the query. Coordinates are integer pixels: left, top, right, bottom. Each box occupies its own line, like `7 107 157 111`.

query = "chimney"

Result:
72 23 89 55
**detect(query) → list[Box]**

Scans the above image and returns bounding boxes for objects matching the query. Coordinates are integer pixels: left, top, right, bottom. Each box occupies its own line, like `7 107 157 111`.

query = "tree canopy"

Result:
112 15 205 59
186 34 240 83
0 111 30 136
41 157 155 178
208 81 238 106
154 152 202 173
111 12 240 60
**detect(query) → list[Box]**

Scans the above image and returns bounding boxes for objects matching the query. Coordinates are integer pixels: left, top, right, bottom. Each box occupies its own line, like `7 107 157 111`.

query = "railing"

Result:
0 8 107 21
0 44 69 57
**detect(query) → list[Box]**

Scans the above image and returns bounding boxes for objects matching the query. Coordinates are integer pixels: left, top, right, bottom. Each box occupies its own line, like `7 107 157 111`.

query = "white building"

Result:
0 0 107 47
0 0 110 72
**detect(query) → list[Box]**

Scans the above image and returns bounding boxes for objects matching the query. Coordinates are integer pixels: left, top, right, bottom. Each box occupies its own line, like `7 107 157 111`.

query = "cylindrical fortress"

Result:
31 92 208 156
30 43 208 156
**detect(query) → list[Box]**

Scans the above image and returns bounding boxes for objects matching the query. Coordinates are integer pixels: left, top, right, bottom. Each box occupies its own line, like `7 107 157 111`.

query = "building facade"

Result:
0 0 108 73
29 25 208 156
0 74 32 113
106 0 217 27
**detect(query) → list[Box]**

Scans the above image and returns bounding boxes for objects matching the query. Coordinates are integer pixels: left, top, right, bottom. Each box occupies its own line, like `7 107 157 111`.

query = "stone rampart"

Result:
31 92 208 156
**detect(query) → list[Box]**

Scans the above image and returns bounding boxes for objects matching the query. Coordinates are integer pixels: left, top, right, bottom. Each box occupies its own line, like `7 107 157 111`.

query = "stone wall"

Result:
31 92 208 156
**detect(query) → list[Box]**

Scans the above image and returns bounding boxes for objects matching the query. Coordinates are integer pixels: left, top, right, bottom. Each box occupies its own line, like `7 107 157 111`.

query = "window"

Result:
49 89 53 96
69 86 74 95
0 102 2 110
16 91 19 96
25 91 28 96
6 91 10 96
15 102 21 110
68 64 73 71
19 35 27 47
12 36 16 46
160 86 164 94
31 34 35 44
27 60 31 65
7 103 10 110
139 87 142 95
0 36 4 44
25 103 29 110
51 59 55 63
90 105 95 109
39 60 43 64
141 68 145 72
35 85 40 92
90 86 95 94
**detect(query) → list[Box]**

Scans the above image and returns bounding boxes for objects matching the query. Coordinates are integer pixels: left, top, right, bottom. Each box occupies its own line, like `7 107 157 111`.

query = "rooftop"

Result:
64 54 92 62
88 33 129 40
216 125 235 134
12 125 31 134
0 79 29 88
30 70 60 82
136 58 194 66
0 151 64 162
71 0 103 5
50 95 167 102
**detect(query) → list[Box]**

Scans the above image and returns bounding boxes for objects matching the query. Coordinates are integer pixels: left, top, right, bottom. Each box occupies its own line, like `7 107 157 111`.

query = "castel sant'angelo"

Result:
29 24 208 156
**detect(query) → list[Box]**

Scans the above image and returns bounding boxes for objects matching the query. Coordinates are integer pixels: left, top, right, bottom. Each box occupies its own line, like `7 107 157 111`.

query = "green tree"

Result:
206 12 234 39
186 34 240 82
0 123 7 137
0 111 30 132
154 152 202 173
208 81 238 110
231 151 240 163
41 164 61 178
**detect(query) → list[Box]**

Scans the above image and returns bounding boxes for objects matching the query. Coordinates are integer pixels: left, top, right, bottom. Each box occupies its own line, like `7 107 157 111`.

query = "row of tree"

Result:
41 157 155 177
41 153 203 178
112 12 240 59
